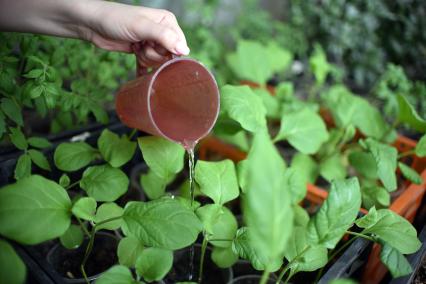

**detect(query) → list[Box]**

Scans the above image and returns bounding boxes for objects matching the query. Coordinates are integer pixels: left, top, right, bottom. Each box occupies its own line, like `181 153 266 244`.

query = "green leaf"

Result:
27 137 51 149
98 129 137 168
29 85 44 99
362 139 398 192
140 170 167 200
283 167 306 203
266 41 293 74
117 236 144 268
232 227 282 271
24 69 43 78
319 153 346 182
361 186 390 209
348 151 378 179
0 175 71 244
0 112 6 138
284 226 328 274
398 162 423 185
14 153 31 180
243 131 293 269
275 108 329 154
221 85 267 132
211 246 238 268
293 205 310 227
28 149 51 171
196 204 237 248
309 44 331 85
291 153 318 184
397 94 426 132
307 178 361 249
137 136 184 181
96 265 135 284
59 174 70 188
9 127 27 150
355 206 378 228
1 98 23 126
329 280 357 284
135 247 173 282
252 88 280 119
54 142 97 171
122 199 202 250
0 239 26 284
94 203 124 230
80 165 129 202
357 209 421 254
59 224 83 249
194 160 239 205
71 197 97 221
415 134 426 157
380 243 412 278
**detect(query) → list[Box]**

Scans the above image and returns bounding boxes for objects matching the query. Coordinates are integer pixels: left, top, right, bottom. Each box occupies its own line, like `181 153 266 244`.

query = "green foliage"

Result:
95 265 136 284
94 203 124 230
361 186 390 210
98 129 136 168
309 44 331 86
0 175 71 244
59 224 83 249
211 246 238 268
380 243 413 278
71 197 97 221
135 247 173 282
0 239 26 284
398 162 423 185
397 94 426 132
117 236 144 268
416 134 426 157
54 142 98 171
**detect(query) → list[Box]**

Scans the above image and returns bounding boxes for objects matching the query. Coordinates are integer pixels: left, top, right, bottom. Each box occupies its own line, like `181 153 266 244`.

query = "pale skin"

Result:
0 0 190 68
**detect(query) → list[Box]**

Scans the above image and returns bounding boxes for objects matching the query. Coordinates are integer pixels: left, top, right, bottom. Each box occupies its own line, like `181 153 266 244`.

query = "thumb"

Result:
135 20 189 56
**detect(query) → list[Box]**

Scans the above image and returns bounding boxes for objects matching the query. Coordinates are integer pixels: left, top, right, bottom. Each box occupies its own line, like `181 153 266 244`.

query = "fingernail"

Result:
175 41 190 55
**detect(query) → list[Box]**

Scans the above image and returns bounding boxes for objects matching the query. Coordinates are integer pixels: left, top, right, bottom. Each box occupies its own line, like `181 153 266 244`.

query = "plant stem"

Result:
276 245 310 283
80 215 123 284
283 270 295 284
128 128 138 140
276 266 290 284
76 217 90 237
260 268 270 284
345 231 375 242
398 150 415 159
66 180 80 190
198 237 208 283
206 238 233 242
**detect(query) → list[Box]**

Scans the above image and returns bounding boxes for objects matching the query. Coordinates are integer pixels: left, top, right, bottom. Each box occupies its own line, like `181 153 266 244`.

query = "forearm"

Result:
0 0 95 39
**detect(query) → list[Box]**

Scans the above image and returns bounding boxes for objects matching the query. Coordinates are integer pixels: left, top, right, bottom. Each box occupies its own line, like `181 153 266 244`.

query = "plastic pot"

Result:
163 243 233 284
46 232 119 283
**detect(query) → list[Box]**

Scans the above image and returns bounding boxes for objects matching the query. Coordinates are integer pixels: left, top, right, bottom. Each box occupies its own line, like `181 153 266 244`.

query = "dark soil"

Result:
414 255 426 284
47 232 118 280
163 245 232 284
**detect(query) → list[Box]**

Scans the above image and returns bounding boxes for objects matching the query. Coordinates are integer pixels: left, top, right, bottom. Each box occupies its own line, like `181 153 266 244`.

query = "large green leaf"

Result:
94 203 124 230
348 151 378 179
356 209 421 254
398 162 423 185
196 204 237 248
59 224 83 249
284 226 328 274
95 265 136 284
54 142 97 171
362 139 397 192
80 165 129 202
0 175 71 244
71 197 97 221
137 136 184 181
135 247 173 282
243 131 293 270
221 85 267 132
117 236 144 268
122 199 202 250
307 178 361 249
194 160 239 205
98 129 136 168
380 243 412 278
0 239 26 284
397 94 426 132
415 134 426 157
275 108 329 154
211 246 238 268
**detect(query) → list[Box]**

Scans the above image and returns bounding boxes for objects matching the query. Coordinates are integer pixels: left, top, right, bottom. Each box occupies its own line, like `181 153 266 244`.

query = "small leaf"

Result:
29 85 44 99
140 170 168 200
221 85 267 132
0 239 26 284
59 174 70 188
398 162 423 185
96 265 135 284
1 98 23 126
71 197 97 221
94 203 124 230
275 108 329 154
59 224 83 249
0 175 71 244
194 160 239 205
397 94 426 132
319 153 346 182
361 186 390 209
380 243 413 278
80 165 129 202
307 178 361 249
24 69 43 78
28 149 51 171
54 142 97 171
9 127 27 150
122 199 202 250
291 153 318 184
211 246 238 268
349 151 378 179
117 236 144 267
27 137 51 149
415 134 426 157
14 154 31 180
98 129 136 168
135 247 173 282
